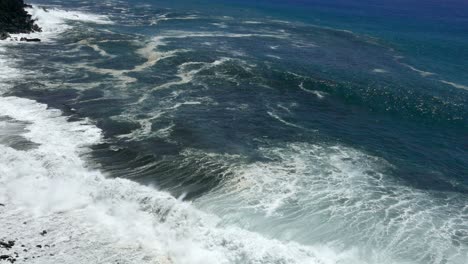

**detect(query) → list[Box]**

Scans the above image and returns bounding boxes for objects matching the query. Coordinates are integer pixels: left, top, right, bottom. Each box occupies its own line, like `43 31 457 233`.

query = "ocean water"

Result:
0 0 467 263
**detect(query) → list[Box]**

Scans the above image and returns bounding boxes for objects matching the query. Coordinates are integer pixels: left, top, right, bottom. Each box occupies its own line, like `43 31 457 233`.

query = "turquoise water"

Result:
1 0 467 263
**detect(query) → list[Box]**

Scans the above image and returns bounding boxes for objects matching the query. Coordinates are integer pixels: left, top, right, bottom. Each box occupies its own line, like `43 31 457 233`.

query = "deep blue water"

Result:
2 0 467 263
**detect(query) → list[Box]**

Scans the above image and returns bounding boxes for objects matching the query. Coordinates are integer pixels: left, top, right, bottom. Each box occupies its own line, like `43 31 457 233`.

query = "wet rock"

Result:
0 0 42 35
0 32 9 40
0 240 15 249
0 254 16 263
19 37 41 42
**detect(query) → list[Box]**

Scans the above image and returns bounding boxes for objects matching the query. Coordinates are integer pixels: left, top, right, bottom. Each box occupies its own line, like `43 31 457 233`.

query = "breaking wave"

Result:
195 143 468 264
3 5 113 41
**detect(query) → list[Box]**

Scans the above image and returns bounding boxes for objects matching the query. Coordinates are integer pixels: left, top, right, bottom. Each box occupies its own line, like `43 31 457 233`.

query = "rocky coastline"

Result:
0 0 42 41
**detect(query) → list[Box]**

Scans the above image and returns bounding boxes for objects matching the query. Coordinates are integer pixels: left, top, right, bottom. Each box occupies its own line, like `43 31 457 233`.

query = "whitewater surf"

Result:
1 1 467 263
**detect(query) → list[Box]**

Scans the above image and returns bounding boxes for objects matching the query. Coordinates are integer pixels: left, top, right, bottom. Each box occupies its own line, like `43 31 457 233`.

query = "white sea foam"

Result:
440 80 468 91
77 29 282 84
4 6 113 42
212 22 229 28
242 21 264 24
267 110 309 130
0 96 357 264
292 41 319 48
2 3 466 263
119 98 206 141
119 115 161 140
0 47 21 92
132 39 184 72
0 4 343 263
155 30 289 40
135 57 231 104
393 56 435 77
400 63 435 77
277 103 293 114
150 14 199 26
78 39 115 58
154 123 176 139
372 68 388 73
266 54 282 59
393 57 468 92
156 58 230 90
78 38 189 84
299 82 327 99
393 57 468 93
195 143 468 264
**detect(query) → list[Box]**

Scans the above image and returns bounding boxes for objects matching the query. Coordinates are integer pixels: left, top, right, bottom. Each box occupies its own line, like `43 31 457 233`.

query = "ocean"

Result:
0 0 467 263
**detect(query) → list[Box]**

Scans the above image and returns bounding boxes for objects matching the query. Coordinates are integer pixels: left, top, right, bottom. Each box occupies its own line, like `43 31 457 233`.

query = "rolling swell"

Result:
0 7 340 264
1 1 467 263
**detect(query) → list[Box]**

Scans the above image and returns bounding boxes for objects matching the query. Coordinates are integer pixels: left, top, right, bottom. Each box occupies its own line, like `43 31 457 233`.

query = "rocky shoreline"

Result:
0 0 42 41
0 204 56 263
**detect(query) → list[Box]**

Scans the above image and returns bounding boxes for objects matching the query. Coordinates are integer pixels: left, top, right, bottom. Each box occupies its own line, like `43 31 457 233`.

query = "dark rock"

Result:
0 0 42 35
40 230 47 236
0 254 16 263
35 245 42 248
0 240 15 249
0 32 10 40
0 241 10 248
20 37 40 42
0 203 5 206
